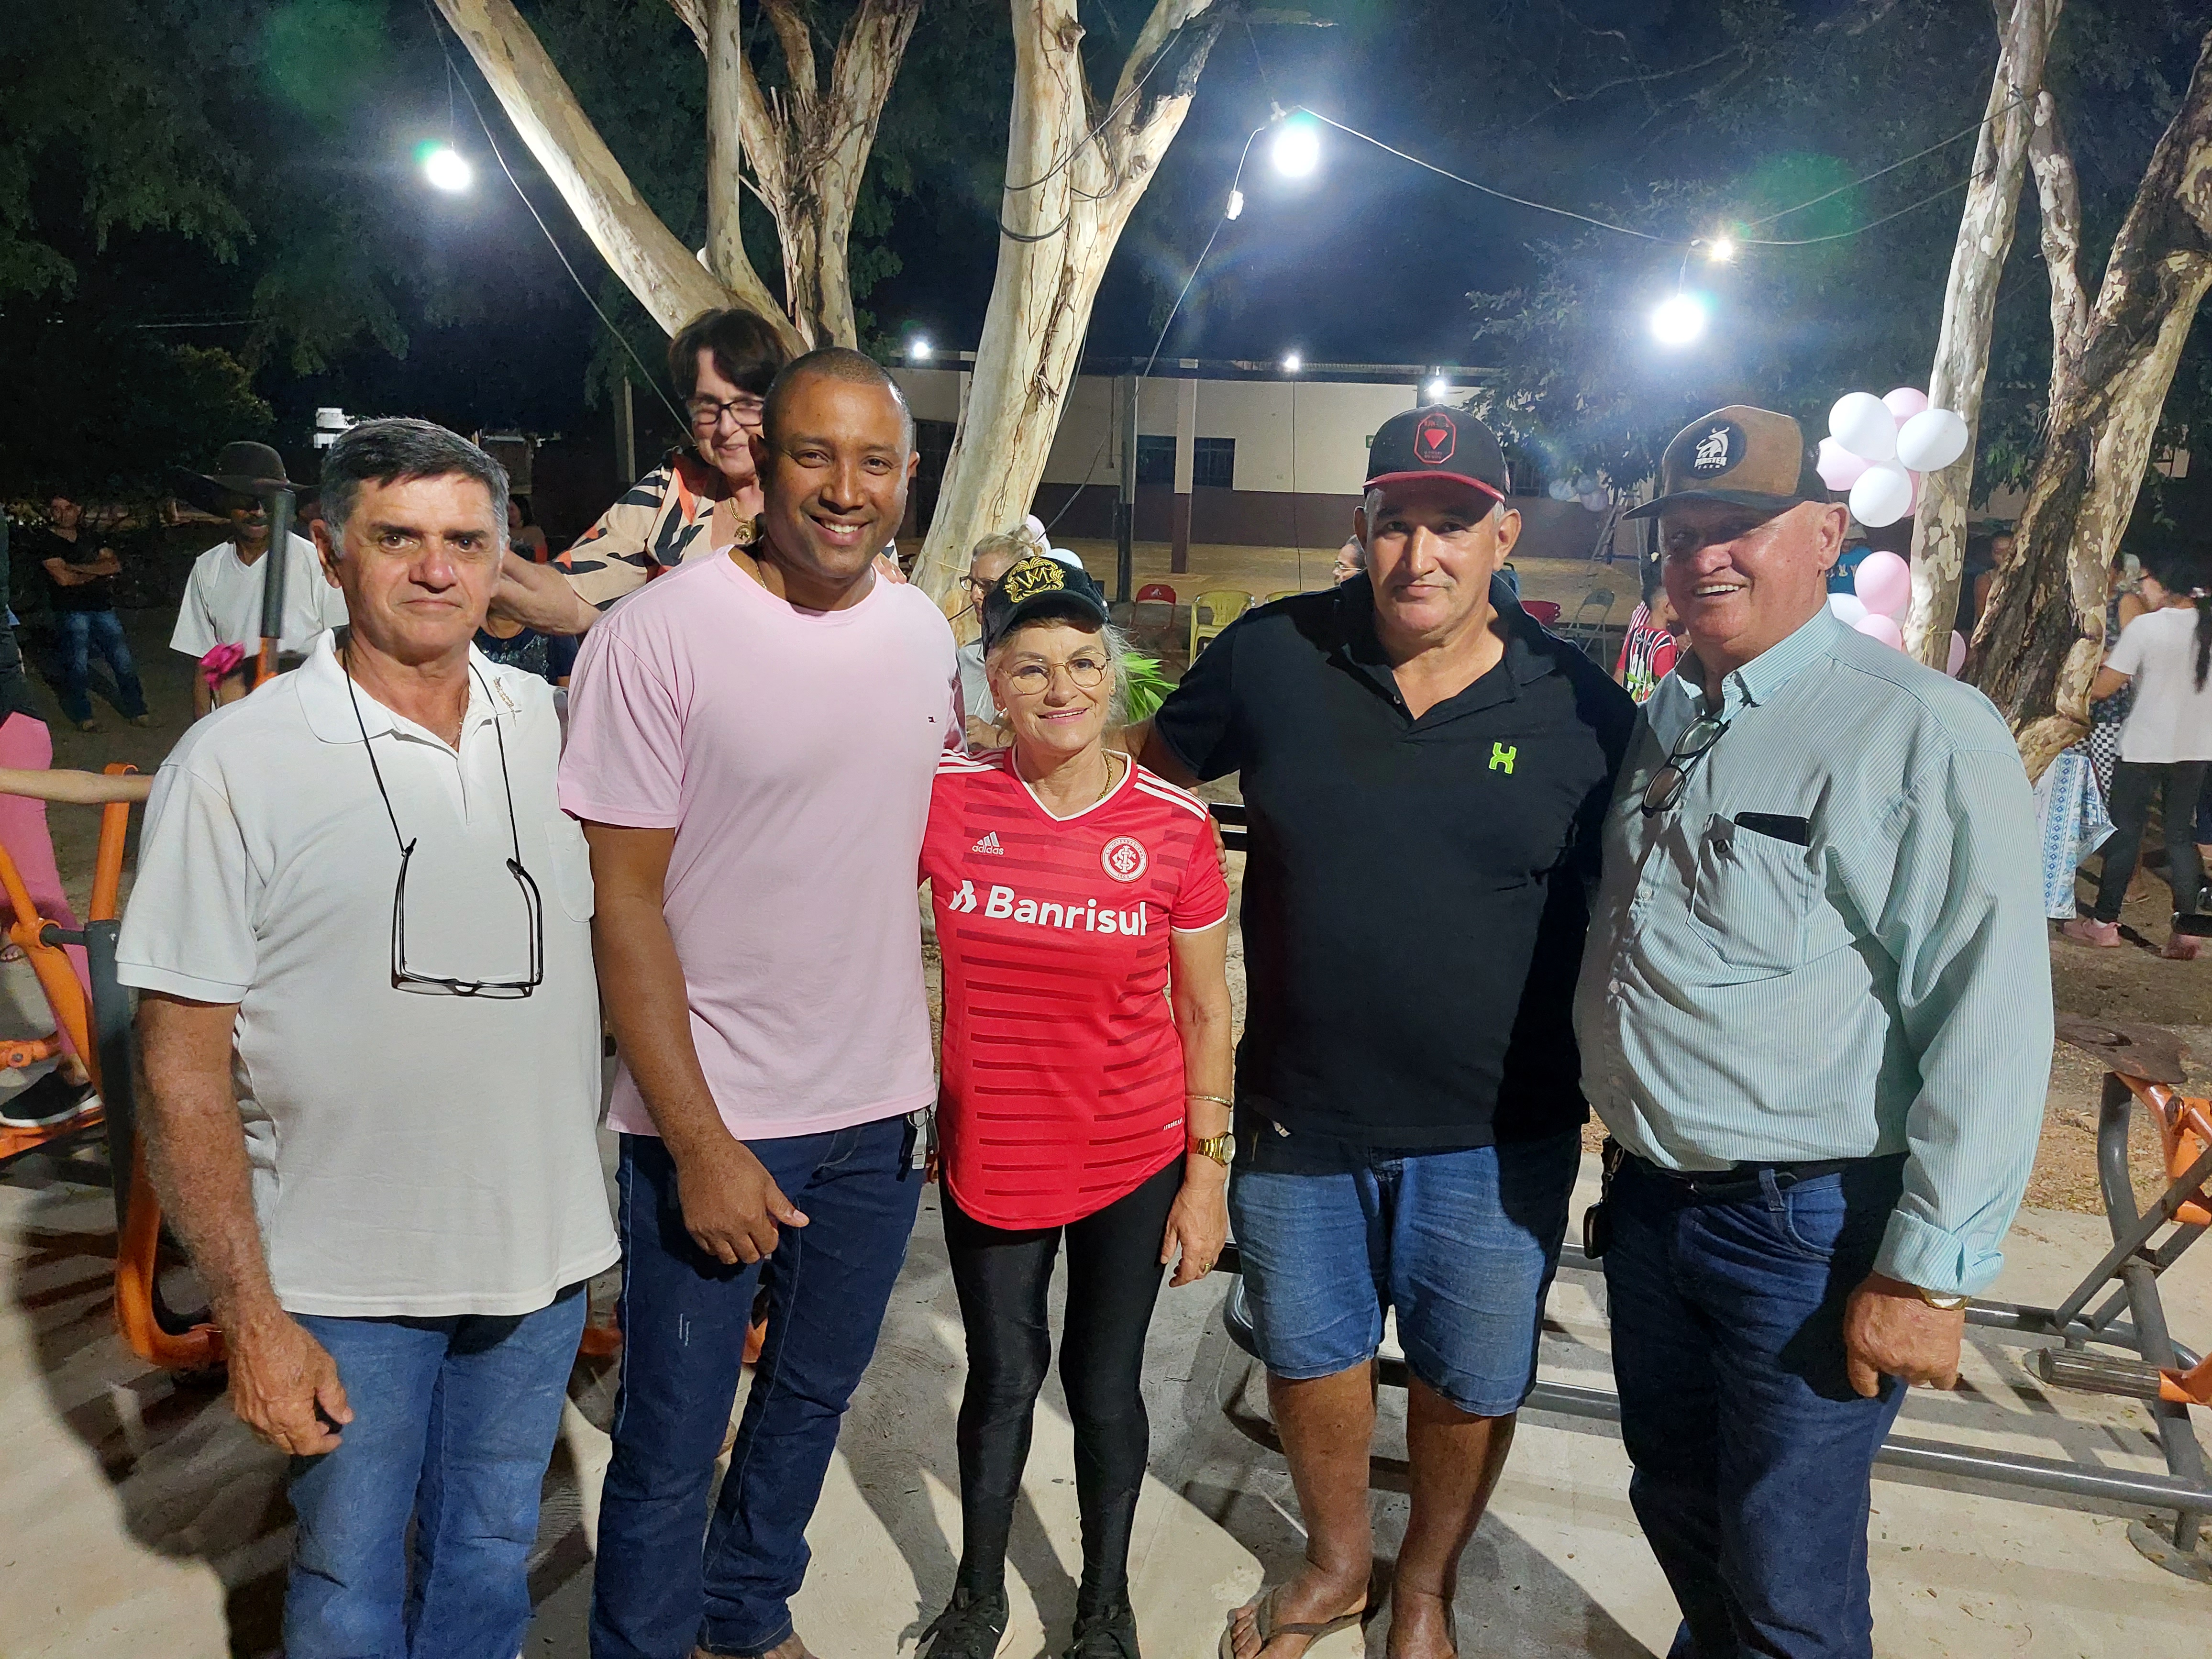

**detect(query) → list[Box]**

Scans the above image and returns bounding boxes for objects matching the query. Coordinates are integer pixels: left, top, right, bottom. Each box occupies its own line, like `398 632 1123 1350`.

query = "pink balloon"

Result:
1852 549 1912 619
1907 467 1923 514
1883 387 1931 421
1816 437 1869 492
1947 630 1968 676
1853 613 1905 650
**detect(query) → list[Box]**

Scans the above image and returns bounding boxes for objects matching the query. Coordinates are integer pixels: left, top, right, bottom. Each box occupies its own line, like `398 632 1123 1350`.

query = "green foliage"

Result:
1117 652 1174 723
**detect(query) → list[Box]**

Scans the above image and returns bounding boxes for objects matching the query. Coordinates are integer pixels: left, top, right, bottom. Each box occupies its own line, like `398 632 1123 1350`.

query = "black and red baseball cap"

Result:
1363 405 1511 504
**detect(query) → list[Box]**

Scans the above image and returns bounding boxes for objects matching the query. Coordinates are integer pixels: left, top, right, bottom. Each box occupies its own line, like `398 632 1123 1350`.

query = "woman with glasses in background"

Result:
491 307 789 637
917 552 1234 1659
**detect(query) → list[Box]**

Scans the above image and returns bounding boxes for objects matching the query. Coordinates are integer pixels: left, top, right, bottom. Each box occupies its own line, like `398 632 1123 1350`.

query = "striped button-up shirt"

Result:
1574 605 2050 1295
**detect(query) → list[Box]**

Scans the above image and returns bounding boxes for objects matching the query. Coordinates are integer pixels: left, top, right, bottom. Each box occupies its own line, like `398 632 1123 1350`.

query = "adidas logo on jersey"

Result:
940 880 1146 936
970 831 1005 855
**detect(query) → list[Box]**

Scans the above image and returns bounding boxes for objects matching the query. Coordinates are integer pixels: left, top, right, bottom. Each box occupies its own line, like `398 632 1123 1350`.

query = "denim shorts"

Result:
1227 1121 1582 1416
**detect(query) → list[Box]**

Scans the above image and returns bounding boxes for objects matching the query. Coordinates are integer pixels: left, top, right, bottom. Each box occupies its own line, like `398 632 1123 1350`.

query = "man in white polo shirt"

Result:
122 419 617 1659
564 348 957 1659
171 441 351 716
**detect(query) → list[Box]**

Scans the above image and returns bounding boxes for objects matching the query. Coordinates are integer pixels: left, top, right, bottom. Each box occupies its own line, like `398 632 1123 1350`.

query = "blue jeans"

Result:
1604 1154 1909 1659
591 1118 922 1659
1228 1124 1581 1415
55 608 146 723
284 1283 588 1659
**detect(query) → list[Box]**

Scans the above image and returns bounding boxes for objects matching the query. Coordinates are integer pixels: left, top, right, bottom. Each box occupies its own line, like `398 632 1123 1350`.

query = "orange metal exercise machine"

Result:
0 767 222 1371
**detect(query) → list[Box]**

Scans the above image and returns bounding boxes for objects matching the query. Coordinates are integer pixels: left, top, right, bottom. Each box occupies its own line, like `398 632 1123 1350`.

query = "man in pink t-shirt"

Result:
561 348 958 1659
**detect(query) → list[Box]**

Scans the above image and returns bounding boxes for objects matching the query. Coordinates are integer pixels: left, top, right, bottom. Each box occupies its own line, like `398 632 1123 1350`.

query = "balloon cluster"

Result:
1826 550 1968 676
1815 388 1969 530
1546 474 1609 512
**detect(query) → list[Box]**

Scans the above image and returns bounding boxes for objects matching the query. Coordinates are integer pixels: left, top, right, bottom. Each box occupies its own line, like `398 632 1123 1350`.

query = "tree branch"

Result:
432 0 788 341
760 0 820 109
704 0 751 298
2029 87 2089 387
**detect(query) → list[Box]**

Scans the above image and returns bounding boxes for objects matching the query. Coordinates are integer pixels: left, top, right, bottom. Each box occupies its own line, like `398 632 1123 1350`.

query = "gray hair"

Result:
985 615 1137 726
321 418 509 547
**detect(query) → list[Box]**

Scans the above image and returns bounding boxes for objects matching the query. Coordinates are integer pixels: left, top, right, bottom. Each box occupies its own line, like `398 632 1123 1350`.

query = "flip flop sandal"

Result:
1217 1586 1367 1659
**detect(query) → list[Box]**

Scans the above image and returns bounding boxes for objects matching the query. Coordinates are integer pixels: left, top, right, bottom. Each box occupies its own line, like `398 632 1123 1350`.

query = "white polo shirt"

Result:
117 633 617 1318
170 533 350 657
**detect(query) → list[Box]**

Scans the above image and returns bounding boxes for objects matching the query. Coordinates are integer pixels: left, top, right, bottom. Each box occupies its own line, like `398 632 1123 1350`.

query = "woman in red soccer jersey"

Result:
918 552 1234 1659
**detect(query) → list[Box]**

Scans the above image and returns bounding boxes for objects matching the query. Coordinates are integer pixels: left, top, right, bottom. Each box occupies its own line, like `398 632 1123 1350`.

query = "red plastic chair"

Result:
1521 599 1562 626
1133 583 1177 637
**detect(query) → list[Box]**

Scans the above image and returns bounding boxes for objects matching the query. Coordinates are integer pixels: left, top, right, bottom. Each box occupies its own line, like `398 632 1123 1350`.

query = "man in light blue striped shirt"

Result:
1575 406 2049 1659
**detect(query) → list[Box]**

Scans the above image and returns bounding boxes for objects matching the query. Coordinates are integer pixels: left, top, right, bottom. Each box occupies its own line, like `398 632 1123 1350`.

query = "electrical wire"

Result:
1741 94 2024 227
420 1 689 431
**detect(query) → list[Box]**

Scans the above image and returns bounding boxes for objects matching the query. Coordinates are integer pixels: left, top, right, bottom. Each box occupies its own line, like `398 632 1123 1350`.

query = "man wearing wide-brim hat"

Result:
170 440 350 715
1574 405 2048 1658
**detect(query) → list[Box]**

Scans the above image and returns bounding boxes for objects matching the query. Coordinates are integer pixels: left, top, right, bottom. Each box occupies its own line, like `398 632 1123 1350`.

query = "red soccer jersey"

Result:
921 749 1231 1229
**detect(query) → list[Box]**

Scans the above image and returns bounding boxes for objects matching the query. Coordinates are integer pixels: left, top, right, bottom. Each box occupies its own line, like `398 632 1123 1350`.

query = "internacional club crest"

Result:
1100 835 1149 882
1414 413 1457 466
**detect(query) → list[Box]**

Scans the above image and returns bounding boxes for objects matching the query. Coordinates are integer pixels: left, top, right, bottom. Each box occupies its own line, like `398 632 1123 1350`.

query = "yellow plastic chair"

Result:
1263 589 1300 604
1189 589 1253 658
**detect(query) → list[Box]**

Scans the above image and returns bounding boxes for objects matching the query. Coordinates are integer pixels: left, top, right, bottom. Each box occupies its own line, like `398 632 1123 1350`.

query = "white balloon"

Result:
1896 407 1969 472
1849 461 1915 528
1827 593 1869 626
1549 479 1574 501
1829 391 1897 463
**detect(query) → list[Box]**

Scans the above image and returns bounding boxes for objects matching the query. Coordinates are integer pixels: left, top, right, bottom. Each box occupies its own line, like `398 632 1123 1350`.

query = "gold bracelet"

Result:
1186 1093 1233 1108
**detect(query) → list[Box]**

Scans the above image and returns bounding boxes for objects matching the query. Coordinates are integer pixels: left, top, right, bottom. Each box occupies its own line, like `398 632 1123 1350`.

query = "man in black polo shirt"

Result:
1135 406 1633 1659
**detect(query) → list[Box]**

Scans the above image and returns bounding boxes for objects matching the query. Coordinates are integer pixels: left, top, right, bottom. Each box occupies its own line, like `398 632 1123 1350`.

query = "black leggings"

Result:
941 1158 1181 1617
2095 759 2210 922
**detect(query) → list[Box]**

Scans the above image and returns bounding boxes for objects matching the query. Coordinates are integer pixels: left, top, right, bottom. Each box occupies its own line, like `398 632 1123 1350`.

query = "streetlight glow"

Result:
1282 352 1302 374
909 337 933 362
1649 292 1709 348
1705 235 1737 263
1271 119 1321 178
1425 377 1449 402
420 143 474 193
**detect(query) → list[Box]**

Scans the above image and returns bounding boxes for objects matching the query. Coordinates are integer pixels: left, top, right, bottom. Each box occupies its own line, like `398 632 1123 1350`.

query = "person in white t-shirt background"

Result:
2064 548 2212 957
169 441 351 717
121 419 617 1659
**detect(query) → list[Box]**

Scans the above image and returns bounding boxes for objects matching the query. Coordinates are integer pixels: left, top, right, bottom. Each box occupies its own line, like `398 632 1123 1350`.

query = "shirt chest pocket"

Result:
1687 814 1816 975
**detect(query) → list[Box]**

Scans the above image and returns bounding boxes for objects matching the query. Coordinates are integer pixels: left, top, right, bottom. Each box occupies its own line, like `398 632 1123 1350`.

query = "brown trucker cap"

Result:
1625 405 1830 520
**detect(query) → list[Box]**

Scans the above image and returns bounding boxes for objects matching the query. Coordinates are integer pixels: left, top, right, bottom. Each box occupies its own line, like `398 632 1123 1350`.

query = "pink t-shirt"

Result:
559 553 960 1139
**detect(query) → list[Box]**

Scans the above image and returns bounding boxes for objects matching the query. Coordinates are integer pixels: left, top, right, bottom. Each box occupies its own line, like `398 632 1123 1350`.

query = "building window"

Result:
1135 434 1177 485
1192 436 1236 490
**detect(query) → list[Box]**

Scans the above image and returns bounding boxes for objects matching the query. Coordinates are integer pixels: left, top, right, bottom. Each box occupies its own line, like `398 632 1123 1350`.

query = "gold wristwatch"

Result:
1914 1284 1970 1311
1187 1131 1234 1168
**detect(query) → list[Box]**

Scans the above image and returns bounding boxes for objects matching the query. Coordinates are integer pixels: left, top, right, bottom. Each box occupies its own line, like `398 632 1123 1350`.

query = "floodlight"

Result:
1272 119 1321 178
1282 352 1302 374
1425 378 1449 401
910 337 933 362
421 144 474 193
1650 293 1708 347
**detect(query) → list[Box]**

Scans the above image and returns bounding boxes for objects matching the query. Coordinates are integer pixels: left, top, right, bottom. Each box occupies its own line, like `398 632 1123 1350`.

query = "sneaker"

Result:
1063 1604 1139 1659
2163 933 2203 961
919 1587 1009 1659
2058 918 2122 948
0 1072 97 1129
129 713 155 728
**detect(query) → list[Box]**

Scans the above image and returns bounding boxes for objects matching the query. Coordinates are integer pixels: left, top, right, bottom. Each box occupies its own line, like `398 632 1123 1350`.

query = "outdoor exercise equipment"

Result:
1203 804 2212 1581
0 769 223 1372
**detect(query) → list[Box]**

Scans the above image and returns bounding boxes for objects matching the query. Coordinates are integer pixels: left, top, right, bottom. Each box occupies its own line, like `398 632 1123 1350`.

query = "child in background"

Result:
1615 558 1681 705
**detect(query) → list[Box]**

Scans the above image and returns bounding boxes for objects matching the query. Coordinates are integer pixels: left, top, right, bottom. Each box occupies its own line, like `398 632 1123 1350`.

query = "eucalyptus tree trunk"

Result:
910 0 1228 601
1972 27 2212 778
1902 0 2061 666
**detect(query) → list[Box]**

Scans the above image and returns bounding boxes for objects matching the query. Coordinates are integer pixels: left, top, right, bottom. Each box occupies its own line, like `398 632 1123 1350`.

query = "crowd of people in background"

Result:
0 299 2197 1659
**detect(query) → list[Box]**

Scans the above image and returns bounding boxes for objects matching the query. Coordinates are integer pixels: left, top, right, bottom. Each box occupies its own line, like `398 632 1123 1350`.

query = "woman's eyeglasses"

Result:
1641 712 1730 817
1002 656 1109 697
687 395 766 432
346 661 544 998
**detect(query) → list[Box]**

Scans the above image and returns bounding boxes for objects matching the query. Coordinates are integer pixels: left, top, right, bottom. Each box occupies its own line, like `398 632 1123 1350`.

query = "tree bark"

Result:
1902 0 2060 666
1973 27 2212 777
677 0 919 348
431 0 791 343
912 0 1227 601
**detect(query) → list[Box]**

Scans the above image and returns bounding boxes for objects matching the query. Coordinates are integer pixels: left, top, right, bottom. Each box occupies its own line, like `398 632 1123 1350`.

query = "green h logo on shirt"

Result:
1490 741 1517 775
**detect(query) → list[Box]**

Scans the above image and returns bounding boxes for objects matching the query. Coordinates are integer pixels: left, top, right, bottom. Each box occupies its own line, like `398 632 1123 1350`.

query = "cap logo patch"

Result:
1101 835 1149 883
1689 421 1742 476
1414 413 1457 466
999 554 1068 605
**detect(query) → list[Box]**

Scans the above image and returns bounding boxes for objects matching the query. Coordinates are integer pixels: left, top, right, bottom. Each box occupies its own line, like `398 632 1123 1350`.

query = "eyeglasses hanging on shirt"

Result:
345 653 544 998
1642 712 1731 817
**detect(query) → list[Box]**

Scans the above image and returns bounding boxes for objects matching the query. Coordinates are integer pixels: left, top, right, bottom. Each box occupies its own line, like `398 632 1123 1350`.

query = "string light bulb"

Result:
420 143 473 193
1650 293 1709 347
1272 119 1321 178
1282 352 1303 374
909 337 933 362
1705 235 1737 263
